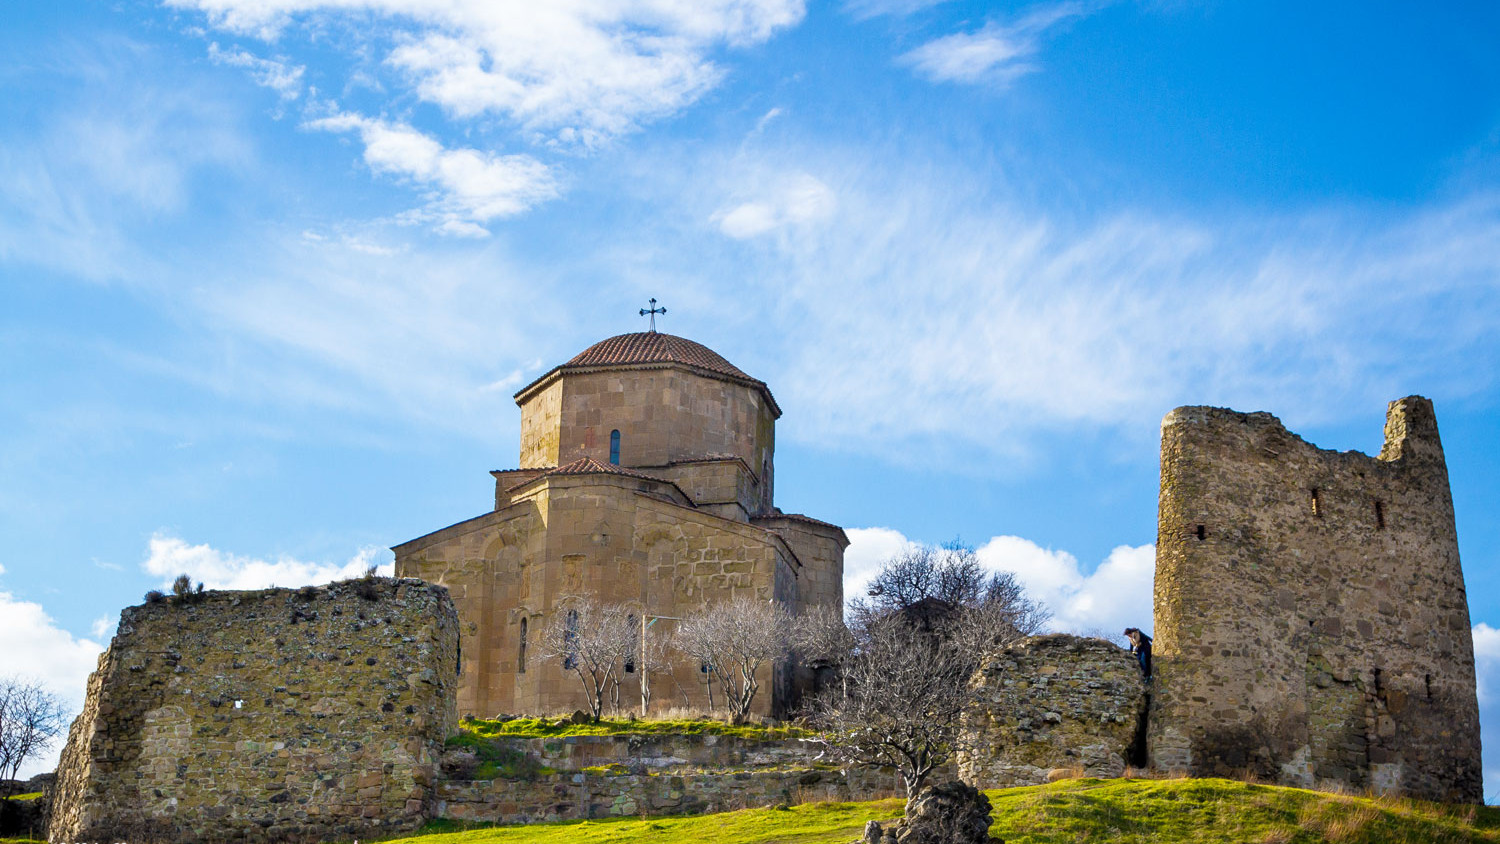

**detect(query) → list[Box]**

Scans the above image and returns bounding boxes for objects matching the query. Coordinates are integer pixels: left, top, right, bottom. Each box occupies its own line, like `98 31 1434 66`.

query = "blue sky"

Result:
3 0 1500 787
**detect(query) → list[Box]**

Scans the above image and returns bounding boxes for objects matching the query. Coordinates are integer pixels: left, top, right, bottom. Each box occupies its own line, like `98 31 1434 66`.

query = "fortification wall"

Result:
48 578 460 843
1149 396 1481 803
959 635 1145 788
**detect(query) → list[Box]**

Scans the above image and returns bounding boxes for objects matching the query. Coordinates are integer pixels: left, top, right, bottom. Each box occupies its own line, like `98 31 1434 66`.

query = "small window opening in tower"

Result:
563 610 579 670
1195 524 1206 541
1425 673 1433 699
609 430 621 465
1311 488 1322 517
1375 500 1386 530
518 617 528 674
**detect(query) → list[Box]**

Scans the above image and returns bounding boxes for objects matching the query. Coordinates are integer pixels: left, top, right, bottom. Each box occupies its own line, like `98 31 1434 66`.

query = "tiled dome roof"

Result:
565 332 752 381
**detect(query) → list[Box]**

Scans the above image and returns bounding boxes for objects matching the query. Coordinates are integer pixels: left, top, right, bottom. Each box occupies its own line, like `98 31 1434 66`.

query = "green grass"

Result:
382 798 904 844
1 793 40 802
989 777 1500 843
455 716 811 741
372 777 1500 844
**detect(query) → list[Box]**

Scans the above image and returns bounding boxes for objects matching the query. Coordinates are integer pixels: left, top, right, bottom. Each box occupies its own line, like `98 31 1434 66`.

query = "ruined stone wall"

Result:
959 635 1145 789
48 579 460 844
1149 397 1481 803
434 732 902 824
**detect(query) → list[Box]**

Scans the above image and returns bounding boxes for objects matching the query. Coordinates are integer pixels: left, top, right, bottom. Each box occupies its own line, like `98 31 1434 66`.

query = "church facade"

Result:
393 331 847 718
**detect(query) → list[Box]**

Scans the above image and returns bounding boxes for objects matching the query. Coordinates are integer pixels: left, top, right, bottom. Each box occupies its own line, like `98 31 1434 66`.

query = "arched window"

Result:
517 617 528 674
563 609 579 670
609 430 621 465
625 614 637 673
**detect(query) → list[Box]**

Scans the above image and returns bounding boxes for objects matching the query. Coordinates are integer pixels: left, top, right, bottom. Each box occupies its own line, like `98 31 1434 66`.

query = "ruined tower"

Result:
1149 396 1481 803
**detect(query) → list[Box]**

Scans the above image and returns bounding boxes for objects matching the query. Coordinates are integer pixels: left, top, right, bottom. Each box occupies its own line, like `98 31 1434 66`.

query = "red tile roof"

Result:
506 456 664 491
565 332 753 381
514 331 781 418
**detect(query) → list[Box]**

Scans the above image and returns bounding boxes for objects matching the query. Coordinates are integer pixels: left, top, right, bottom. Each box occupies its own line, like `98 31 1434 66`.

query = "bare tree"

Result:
791 605 855 698
0 677 68 783
802 616 972 808
805 541 1049 813
852 541 1048 643
539 597 634 722
674 596 790 723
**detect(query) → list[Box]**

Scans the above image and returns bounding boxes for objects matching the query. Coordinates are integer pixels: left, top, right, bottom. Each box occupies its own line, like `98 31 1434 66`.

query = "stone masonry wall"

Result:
1149 397 1482 803
959 635 1145 789
49 579 460 844
434 732 903 824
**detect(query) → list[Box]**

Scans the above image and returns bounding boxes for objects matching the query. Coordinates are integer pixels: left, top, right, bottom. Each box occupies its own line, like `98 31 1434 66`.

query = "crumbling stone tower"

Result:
1149 396 1481 803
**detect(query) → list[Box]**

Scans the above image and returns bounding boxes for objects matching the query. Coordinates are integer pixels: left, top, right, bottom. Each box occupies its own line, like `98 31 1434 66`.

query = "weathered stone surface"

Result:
1149 396 1482 803
433 732 904 824
48 579 460 843
864 781 993 844
959 634 1144 788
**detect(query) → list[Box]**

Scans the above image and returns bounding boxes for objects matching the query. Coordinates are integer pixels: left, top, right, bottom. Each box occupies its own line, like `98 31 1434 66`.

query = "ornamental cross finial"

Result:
639 298 666 333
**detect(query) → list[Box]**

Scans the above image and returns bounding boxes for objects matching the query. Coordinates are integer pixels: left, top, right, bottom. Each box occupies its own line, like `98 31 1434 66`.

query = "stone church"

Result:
394 330 847 718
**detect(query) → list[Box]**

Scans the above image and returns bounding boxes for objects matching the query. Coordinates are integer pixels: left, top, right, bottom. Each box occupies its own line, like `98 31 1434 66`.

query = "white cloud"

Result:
0 592 107 778
977 537 1155 639
142 533 393 590
90 616 116 640
903 2 1093 85
714 171 835 238
844 0 950 19
208 42 305 100
171 0 805 144
1472 623 1500 798
842 527 1154 639
842 527 917 601
307 112 557 234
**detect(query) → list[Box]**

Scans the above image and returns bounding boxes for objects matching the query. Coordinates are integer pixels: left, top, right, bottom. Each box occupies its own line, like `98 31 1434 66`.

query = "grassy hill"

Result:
379 777 1500 844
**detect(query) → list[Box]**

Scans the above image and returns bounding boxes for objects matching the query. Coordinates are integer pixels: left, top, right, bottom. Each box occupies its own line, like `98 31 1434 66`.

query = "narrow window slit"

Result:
517 617 528 674
1310 488 1322 517
1375 501 1385 530
1195 524 1206 541
609 429 621 465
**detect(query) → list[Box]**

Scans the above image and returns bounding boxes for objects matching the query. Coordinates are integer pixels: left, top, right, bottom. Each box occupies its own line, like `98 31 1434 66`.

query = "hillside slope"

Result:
382 778 1500 844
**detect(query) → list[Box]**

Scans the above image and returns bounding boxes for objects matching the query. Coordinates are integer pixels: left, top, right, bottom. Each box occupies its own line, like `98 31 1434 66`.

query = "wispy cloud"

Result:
843 0 951 20
207 42 304 100
306 112 558 235
682 144 1500 462
169 0 807 229
902 1 1094 85
142 533 392 590
713 171 835 239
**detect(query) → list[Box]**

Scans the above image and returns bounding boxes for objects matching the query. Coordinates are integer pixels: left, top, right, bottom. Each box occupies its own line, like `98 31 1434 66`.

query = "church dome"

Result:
565 332 752 381
514 330 778 418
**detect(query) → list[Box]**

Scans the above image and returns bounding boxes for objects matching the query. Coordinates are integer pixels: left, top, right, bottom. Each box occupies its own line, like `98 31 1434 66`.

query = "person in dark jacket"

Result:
1124 627 1152 678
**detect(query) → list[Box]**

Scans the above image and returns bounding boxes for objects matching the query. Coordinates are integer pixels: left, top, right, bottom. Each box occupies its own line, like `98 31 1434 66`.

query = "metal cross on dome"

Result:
639 298 666 332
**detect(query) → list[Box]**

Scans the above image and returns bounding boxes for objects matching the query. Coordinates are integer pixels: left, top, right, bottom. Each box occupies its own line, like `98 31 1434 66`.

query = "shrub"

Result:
144 590 166 604
170 574 204 604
